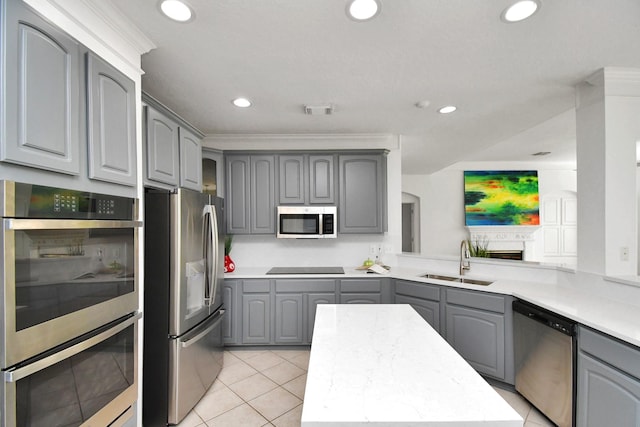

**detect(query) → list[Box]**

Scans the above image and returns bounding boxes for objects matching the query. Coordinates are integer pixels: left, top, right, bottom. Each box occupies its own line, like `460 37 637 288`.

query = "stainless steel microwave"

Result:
277 206 337 238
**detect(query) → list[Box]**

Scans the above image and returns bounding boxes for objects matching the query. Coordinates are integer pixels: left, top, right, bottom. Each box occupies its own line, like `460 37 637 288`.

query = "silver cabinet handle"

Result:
181 310 225 348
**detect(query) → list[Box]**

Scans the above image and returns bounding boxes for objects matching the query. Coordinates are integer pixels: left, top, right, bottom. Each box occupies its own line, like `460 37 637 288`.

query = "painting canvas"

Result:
464 171 539 226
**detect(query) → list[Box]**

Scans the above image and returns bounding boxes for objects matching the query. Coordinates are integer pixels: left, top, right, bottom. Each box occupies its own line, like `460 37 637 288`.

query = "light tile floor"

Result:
177 348 556 427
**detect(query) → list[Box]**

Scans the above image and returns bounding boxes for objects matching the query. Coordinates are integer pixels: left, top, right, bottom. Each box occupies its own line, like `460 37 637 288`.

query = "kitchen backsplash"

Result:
228 234 397 268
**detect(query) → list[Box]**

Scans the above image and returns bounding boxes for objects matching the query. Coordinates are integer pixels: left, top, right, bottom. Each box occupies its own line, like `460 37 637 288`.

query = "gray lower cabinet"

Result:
226 154 276 234
444 288 514 383
307 292 336 342
222 280 240 344
394 280 441 332
275 294 304 343
338 153 387 234
1 0 81 175
86 52 136 186
577 326 640 427
241 280 272 344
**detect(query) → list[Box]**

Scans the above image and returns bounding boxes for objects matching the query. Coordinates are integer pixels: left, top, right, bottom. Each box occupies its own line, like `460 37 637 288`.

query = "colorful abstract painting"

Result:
464 171 539 226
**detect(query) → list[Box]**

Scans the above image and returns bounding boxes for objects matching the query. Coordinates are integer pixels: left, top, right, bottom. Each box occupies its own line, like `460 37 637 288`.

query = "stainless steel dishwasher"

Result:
513 300 577 427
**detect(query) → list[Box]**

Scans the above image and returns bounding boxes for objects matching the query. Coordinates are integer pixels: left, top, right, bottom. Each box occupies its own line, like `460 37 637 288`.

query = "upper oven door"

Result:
1 218 141 368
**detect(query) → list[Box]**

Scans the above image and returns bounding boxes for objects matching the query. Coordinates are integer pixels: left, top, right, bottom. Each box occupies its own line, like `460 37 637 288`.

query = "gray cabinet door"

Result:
1 0 81 174
395 294 440 332
226 155 251 233
179 127 203 191
242 294 271 344
146 106 179 186
222 281 239 344
275 294 303 344
309 155 335 204
307 293 336 343
445 305 505 380
279 155 306 204
577 352 640 427
86 52 136 186
250 155 276 233
338 154 384 233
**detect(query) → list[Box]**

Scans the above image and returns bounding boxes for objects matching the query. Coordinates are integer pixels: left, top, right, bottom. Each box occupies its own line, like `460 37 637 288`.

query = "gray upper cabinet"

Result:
144 101 203 190
577 326 640 427
251 155 276 233
226 154 275 234
338 154 386 234
179 127 203 191
86 52 136 186
309 154 335 204
226 155 251 233
1 0 81 175
145 106 180 187
279 155 306 204
227 150 384 234
278 154 335 205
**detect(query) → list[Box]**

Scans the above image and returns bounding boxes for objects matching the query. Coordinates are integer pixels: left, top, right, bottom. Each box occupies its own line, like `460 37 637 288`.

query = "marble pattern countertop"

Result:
226 266 640 348
301 304 523 427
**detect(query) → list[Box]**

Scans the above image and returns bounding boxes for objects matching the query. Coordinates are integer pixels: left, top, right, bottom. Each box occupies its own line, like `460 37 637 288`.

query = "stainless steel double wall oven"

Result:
1 181 141 426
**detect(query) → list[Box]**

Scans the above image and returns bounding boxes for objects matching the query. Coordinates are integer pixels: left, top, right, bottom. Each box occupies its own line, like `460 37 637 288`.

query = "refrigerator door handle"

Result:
180 309 225 348
203 204 219 306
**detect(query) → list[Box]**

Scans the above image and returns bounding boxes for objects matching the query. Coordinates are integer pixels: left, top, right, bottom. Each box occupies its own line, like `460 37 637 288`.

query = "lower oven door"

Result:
1 313 140 427
168 308 225 425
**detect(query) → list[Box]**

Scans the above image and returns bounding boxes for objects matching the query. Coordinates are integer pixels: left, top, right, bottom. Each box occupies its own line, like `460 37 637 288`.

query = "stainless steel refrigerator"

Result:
143 188 225 426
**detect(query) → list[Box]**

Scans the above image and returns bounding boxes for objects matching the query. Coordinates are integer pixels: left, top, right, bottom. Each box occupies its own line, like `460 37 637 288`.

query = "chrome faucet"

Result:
460 240 471 275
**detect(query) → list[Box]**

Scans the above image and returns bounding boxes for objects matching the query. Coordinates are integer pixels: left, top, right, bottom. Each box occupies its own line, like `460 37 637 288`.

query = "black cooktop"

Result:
266 266 345 275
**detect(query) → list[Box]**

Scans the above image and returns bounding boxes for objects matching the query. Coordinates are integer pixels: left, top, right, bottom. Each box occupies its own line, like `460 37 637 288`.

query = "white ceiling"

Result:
110 0 640 174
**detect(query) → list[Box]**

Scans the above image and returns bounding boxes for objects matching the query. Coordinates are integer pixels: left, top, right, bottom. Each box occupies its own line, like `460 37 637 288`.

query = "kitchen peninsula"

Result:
301 304 523 427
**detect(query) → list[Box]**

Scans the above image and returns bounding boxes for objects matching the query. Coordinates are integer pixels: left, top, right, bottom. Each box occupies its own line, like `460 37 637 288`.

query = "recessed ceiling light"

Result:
232 98 252 108
415 100 431 109
346 0 380 22
438 105 457 114
159 0 194 22
501 0 540 23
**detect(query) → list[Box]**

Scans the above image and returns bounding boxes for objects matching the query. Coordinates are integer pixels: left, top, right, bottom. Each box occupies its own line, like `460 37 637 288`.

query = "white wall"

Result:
203 134 403 268
402 163 577 258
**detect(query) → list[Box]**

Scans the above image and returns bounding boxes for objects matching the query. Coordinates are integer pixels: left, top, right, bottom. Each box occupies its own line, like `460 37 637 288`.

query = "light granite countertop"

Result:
301 304 523 427
225 265 640 348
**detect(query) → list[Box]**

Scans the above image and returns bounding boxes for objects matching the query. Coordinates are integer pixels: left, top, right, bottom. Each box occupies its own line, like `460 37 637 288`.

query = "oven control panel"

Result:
8 181 135 220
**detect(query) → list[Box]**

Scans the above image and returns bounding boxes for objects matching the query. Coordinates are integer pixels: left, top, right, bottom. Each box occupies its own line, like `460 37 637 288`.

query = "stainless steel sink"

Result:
421 274 493 286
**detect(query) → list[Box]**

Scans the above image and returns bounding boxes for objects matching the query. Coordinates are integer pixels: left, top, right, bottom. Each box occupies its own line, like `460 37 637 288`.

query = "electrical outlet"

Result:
621 246 629 261
384 244 393 254
370 244 377 255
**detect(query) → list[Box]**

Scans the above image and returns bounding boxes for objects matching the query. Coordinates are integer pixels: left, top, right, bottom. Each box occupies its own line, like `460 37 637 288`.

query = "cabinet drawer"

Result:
275 279 336 293
243 280 271 293
579 326 640 379
446 288 505 313
340 279 381 293
395 280 440 301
